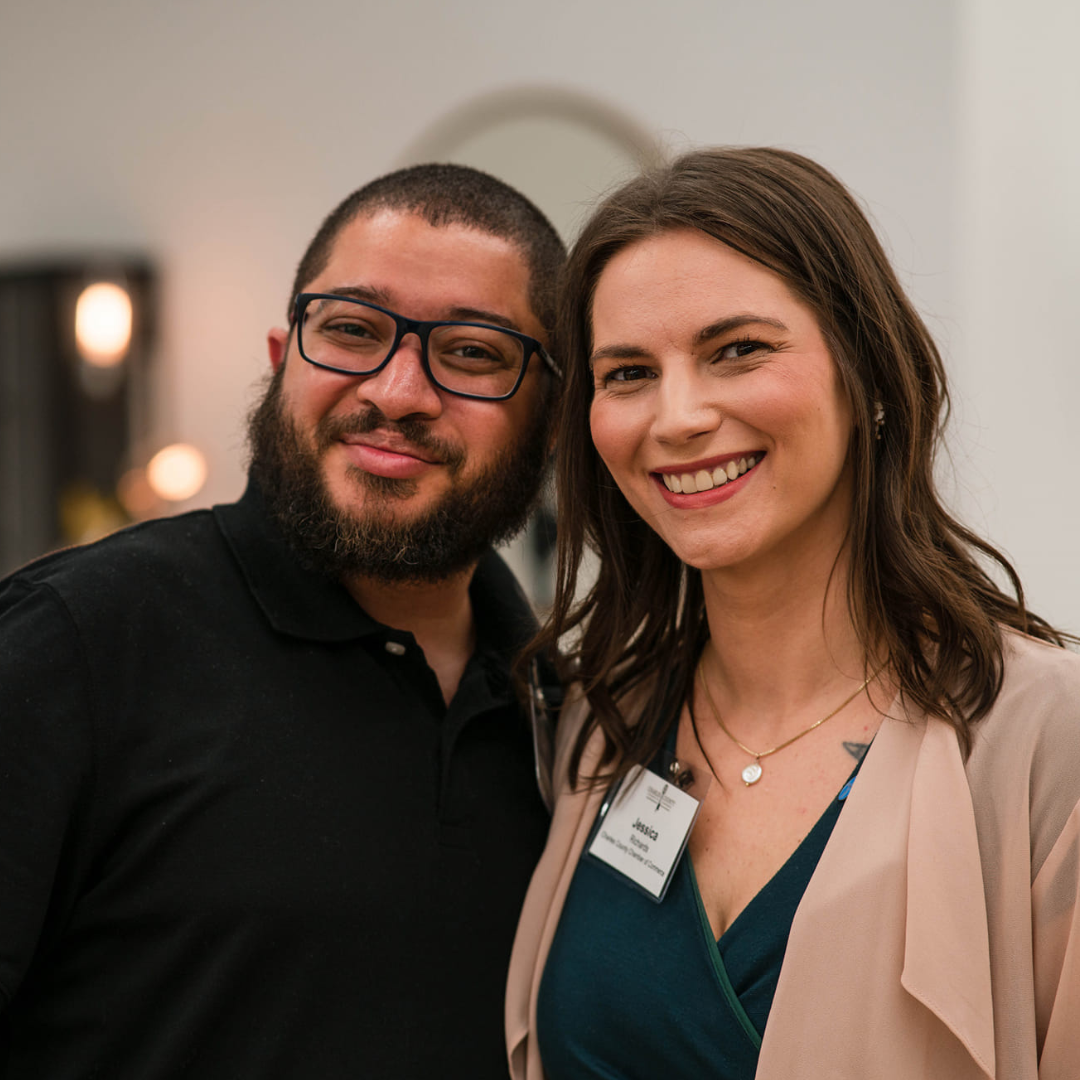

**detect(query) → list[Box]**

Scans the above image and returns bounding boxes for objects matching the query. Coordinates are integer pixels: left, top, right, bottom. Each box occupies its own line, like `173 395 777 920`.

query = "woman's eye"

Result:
601 365 653 386
718 339 770 361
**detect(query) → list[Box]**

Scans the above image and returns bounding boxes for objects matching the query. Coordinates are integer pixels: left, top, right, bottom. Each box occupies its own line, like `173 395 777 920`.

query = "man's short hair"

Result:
289 164 566 335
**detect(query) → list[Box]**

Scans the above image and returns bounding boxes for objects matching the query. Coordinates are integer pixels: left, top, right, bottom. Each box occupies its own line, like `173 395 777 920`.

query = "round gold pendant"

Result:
741 761 763 786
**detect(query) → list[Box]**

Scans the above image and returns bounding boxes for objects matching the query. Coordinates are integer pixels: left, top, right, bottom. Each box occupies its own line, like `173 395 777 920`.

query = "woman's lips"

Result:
652 452 765 506
656 453 762 494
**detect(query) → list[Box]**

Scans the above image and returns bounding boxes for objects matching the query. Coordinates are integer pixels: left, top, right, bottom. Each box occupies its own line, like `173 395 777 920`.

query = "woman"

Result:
506 148 1080 1079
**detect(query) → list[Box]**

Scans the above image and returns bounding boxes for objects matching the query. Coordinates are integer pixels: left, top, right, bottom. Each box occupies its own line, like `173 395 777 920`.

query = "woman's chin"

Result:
662 535 758 575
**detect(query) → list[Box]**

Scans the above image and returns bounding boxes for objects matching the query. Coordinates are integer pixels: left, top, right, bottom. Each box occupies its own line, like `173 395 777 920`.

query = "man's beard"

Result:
247 368 551 585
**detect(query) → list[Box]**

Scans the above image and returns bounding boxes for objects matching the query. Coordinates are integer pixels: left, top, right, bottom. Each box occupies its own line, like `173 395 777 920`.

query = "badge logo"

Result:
644 782 675 812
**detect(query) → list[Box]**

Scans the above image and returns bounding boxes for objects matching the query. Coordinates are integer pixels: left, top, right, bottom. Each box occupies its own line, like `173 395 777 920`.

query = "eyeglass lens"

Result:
299 297 527 398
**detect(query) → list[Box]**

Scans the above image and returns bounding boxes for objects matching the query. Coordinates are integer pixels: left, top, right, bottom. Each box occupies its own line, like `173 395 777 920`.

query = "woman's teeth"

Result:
661 455 759 494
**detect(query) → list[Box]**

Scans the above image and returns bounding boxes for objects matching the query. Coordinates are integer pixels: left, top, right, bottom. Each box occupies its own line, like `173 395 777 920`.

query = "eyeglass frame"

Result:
291 292 562 401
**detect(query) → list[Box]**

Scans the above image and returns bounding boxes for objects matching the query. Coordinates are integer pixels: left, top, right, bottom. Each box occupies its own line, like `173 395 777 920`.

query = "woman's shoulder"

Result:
993 630 1080 729
1004 626 1080 672
967 631 1080 873
552 680 652 798
549 686 588 796
968 630 1080 753
554 684 590 751
552 686 604 797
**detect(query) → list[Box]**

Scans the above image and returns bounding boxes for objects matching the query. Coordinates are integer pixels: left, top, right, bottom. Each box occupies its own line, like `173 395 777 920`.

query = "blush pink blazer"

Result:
506 632 1080 1079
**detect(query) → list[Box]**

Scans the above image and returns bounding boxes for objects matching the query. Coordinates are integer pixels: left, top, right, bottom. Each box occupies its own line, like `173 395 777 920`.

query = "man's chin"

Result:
329 463 421 506
326 501 432 538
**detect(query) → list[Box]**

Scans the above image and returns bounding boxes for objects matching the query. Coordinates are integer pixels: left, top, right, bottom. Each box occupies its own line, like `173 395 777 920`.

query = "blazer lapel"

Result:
759 706 996 1080
901 715 996 1078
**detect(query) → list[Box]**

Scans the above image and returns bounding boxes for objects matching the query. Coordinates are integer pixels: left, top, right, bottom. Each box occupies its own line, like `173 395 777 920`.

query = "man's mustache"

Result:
314 408 466 471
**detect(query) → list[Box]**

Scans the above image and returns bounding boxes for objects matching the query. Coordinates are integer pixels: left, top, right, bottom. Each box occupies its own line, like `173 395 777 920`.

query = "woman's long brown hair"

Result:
526 146 1070 789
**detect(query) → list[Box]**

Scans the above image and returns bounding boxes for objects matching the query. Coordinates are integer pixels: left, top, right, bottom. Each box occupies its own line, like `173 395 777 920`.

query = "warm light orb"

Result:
75 282 133 367
116 467 160 518
146 444 208 502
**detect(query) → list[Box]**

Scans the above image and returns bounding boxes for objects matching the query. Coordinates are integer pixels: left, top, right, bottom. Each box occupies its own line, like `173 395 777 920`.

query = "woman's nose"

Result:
649 369 723 445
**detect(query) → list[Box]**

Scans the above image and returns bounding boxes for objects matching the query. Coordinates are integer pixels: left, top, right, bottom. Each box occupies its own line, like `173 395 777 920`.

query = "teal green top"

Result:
536 760 859 1079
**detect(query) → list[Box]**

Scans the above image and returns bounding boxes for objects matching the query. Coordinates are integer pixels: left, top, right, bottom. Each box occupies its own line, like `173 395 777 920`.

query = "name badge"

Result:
586 763 702 902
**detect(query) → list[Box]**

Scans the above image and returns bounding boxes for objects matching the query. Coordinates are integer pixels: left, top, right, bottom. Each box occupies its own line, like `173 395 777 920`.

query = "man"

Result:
0 164 564 1078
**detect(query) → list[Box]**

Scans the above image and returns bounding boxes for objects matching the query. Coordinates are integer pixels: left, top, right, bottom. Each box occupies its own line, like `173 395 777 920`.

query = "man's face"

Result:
251 209 552 584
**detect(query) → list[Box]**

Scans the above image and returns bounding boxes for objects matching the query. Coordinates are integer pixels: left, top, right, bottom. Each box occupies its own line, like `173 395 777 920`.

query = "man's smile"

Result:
338 433 445 480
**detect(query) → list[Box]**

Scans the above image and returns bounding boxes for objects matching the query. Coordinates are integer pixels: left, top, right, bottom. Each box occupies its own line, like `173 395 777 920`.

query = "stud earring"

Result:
873 401 885 441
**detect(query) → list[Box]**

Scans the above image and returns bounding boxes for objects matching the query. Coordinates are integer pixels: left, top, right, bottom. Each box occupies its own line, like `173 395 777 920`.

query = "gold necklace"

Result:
697 662 876 786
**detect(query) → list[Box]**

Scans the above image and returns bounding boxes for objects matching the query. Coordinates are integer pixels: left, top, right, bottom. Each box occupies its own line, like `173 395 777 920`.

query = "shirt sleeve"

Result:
0 578 95 1005
1032 799 1080 1078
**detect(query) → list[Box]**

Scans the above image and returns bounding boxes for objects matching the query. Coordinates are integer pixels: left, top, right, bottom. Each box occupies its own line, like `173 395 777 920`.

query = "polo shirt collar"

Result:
215 481 379 642
469 546 539 664
214 478 539 654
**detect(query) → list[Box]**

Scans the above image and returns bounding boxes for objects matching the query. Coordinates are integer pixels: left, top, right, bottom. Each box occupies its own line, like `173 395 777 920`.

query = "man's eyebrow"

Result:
589 315 789 367
444 307 520 331
319 285 394 306
311 290 522 332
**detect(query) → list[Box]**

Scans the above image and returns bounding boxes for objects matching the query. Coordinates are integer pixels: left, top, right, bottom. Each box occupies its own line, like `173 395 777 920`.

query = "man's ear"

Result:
267 326 291 372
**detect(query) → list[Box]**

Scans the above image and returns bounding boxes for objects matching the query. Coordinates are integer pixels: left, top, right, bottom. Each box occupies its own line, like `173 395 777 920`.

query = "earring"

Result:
873 401 885 441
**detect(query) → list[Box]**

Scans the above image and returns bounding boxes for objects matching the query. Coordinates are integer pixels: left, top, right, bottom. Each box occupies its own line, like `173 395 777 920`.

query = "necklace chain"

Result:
697 660 877 785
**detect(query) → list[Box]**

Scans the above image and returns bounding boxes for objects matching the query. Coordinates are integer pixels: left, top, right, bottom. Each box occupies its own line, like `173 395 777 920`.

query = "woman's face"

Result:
588 227 854 577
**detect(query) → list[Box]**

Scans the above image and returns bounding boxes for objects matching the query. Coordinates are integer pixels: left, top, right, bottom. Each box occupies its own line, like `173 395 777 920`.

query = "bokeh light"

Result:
74 282 133 367
116 467 161 518
146 444 208 502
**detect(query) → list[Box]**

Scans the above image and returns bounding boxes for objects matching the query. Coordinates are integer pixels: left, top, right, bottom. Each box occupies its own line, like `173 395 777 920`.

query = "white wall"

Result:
953 0 1080 633
3 0 1070 630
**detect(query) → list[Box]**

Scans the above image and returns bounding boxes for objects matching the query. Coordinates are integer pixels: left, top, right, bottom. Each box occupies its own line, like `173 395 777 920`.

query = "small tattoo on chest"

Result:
843 741 870 762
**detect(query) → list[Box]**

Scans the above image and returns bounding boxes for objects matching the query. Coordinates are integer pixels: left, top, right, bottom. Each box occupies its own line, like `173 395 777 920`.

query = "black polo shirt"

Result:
0 482 553 1079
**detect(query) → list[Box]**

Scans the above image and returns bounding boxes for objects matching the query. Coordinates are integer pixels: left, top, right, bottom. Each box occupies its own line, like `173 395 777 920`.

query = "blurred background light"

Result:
0 259 155 574
146 443 208 502
74 282 132 367
116 466 162 519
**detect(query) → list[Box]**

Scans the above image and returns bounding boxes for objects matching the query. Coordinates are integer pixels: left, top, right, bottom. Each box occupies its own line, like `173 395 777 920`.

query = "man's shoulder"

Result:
0 507 234 620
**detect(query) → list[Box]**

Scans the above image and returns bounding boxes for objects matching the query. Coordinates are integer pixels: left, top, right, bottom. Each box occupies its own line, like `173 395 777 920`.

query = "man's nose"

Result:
353 333 443 420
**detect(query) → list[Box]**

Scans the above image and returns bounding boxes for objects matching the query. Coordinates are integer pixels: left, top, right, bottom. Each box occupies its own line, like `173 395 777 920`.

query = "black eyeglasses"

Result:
292 293 561 401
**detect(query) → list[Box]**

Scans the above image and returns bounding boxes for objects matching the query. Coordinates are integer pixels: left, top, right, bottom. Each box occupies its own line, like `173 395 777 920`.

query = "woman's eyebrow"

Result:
588 344 650 367
695 314 789 344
